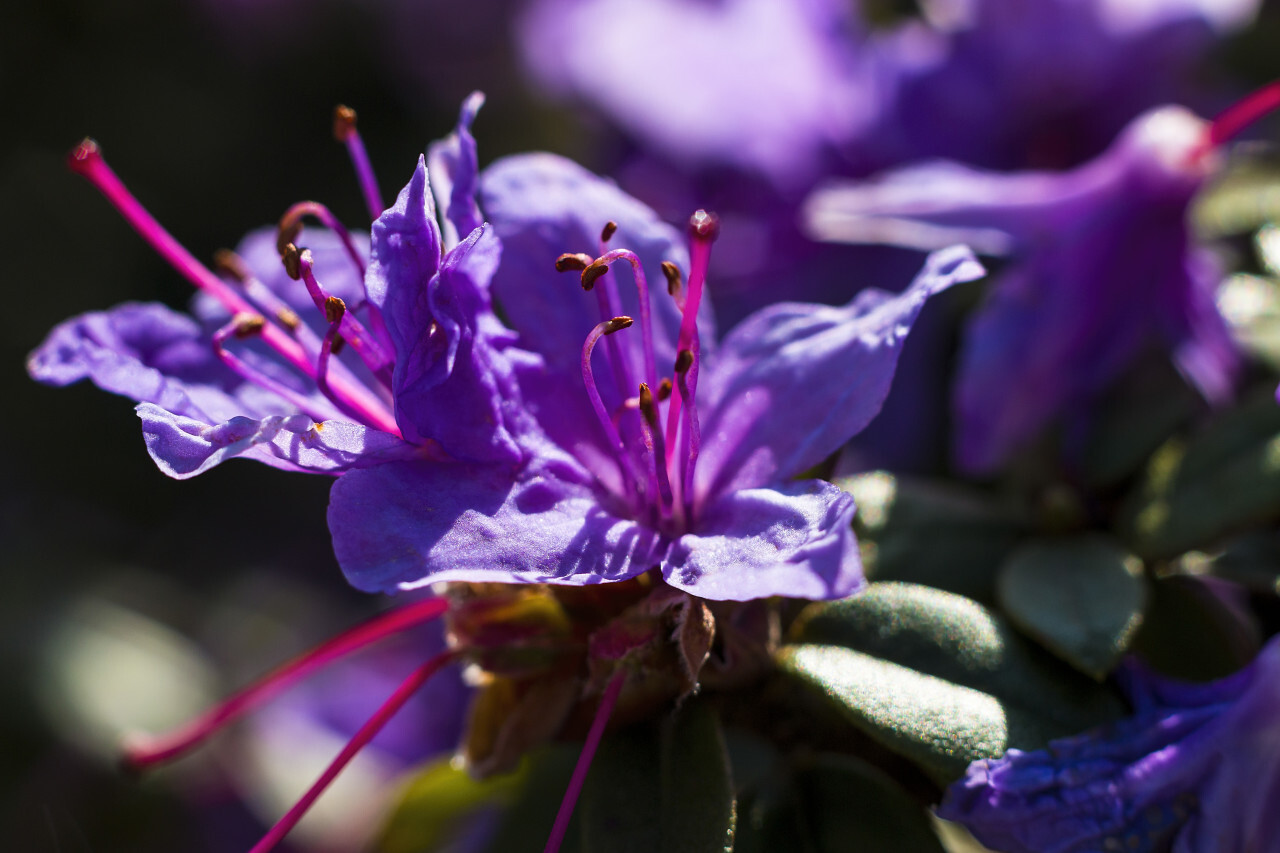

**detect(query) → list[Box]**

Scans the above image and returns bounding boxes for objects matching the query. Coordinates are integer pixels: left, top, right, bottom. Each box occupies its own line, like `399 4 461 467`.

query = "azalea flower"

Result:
938 635 1280 853
807 83 1280 472
328 151 983 601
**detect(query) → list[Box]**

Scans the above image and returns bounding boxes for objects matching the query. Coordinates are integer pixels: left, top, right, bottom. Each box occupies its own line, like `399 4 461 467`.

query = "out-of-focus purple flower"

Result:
807 105 1239 473
28 98 508 480
938 636 1280 853
329 153 984 601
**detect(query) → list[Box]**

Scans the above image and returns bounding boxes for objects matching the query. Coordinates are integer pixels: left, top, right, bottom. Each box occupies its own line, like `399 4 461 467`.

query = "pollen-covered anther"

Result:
581 260 610 291
674 349 694 374
67 138 102 175
555 252 594 273
280 242 302 280
212 249 251 284
638 383 660 426
661 261 682 297
600 220 618 243
333 105 358 142
231 313 267 339
689 209 721 241
604 315 633 334
657 378 673 402
324 295 346 323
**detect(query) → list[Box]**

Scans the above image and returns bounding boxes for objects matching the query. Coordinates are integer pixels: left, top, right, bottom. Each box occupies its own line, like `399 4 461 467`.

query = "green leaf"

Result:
996 535 1146 679
581 700 736 853
789 582 1123 734
1217 272 1280 373
838 472 1027 604
736 753 945 853
1120 390 1280 559
783 583 1124 782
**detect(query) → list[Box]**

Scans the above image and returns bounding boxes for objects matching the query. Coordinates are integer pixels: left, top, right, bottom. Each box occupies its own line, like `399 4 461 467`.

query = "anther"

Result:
277 218 303 256
604 315 633 334
581 261 610 291
674 349 694 374
333 105 358 143
281 243 302 280
231 313 267 339
661 261 683 297
689 209 720 241
600 221 618 243
638 383 657 421
657 378 673 401
555 252 594 273
324 295 346 323
213 249 251 283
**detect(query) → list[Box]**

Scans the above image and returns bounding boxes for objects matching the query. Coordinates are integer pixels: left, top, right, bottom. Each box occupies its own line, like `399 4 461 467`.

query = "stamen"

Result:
290 245 395 387
316 297 363 421
661 260 683 304
123 597 450 770
69 140 401 438
210 315 337 423
278 201 368 279
543 669 627 853
581 261 610 291
600 220 618 244
665 211 717 461
657 378 673 402
555 252 594 273
591 249 659 391
214 249 303 333
333 105 385 221
674 347 702 518
1208 80 1280 149
638 383 674 511
248 649 461 853
583 317 640 498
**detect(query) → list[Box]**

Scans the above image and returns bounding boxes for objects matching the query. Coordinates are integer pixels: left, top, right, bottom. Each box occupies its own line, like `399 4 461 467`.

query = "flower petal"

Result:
663 479 860 601
696 246 983 498
138 403 418 478
329 450 664 594
427 91 486 249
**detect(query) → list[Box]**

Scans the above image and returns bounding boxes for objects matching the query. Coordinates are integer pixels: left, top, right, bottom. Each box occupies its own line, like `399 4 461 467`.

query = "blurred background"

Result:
3 0 1279 850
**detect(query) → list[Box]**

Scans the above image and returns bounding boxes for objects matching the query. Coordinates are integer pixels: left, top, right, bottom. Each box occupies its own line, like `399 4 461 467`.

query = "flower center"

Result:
557 211 720 535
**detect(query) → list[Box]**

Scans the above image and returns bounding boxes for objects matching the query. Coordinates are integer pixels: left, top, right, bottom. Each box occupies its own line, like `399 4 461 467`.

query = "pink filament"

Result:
582 318 639 499
543 669 627 853
68 142 402 439
1209 80 1280 149
664 217 715 475
122 597 449 769
248 649 460 853
280 201 368 278
296 250 394 388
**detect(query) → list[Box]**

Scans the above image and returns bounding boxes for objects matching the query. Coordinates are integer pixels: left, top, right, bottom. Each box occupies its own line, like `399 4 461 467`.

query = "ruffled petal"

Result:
138 403 419 479
367 155 442 319
663 478 860 601
427 91 486 249
329 450 664 594
696 246 983 498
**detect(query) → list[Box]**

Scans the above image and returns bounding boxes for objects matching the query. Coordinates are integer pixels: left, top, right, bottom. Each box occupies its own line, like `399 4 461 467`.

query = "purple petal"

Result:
329 450 664 594
138 403 418 478
27 301 325 423
367 155 442 318
664 478 861 602
427 91 486 249
696 246 983 498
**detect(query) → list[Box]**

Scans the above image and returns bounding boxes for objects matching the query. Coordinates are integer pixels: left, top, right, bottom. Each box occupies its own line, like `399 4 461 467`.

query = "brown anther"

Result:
674 349 694 374
661 261 682 296
281 243 302 280
231 313 266 339
333 105 358 142
331 336 347 355
604 316 634 334
657 378 673 401
67 138 102 174
581 261 610 291
555 252 594 273
324 295 346 324
600 221 618 243
689 209 720 241
638 383 661 426
212 249 252 284
276 307 302 332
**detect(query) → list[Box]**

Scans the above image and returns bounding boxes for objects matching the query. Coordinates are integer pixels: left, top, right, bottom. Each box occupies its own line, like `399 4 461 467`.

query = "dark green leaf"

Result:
581 700 735 853
838 472 1027 603
1120 391 1280 559
1131 573 1261 681
996 535 1146 679
736 754 945 853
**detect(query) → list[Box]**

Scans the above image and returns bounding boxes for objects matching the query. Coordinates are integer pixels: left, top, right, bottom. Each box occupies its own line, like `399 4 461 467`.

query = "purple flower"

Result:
807 104 1242 473
28 99 501 480
938 636 1280 853
329 153 984 601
